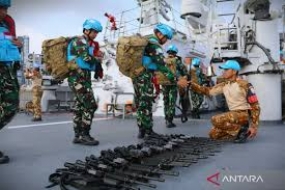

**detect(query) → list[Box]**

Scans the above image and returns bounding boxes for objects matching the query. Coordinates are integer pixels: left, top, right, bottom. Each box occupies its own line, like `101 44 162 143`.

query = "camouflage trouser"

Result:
162 84 177 121
190 91 204 112
133 71 154 130
68 69 97 136
0 64 19 130
209 110 249 140
32 86 43 119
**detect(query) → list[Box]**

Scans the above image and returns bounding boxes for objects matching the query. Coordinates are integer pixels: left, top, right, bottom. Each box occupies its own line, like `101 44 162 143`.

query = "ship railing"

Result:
103 1 189 45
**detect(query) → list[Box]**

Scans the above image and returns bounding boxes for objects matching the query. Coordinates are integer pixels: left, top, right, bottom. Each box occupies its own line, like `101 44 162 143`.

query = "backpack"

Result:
42 37 78 80
116 35 148 79
156 57 177 85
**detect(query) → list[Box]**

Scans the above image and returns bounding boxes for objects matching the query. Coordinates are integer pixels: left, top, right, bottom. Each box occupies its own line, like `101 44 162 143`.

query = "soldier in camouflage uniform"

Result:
179 60 260 143
67 19 103 146
159 44 188 128
189 57 207 119
0 0 22 164
133 23 175 138
24 65 43 121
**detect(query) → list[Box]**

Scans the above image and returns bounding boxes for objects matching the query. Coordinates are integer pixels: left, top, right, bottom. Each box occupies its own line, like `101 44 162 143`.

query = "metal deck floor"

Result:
0 112 284 190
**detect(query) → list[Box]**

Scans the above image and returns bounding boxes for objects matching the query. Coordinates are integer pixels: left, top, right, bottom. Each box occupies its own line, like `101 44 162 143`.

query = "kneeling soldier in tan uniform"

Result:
178 60 260 143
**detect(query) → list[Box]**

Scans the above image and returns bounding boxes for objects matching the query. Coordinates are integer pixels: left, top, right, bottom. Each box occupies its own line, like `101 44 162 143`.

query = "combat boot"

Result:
191 111 197 119
77 129 99 146
234 124 249 143
72 127 82 144
145 129 161 137
32 117 42 122
0 151 9 164
196 112 201 119
137 128 146 139
191 110 200 119
78 134 99 146
166 120 176 128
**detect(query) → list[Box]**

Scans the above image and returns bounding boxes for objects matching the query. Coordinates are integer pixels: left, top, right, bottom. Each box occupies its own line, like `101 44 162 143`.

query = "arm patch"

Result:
247 83 258 104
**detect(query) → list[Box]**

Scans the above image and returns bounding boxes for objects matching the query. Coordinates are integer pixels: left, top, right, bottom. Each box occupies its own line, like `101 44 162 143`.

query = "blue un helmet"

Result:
219 60 241 71
154 23 173 40
192 57 200 67
167 44 178 54
83 19 103 32
0 0 11 7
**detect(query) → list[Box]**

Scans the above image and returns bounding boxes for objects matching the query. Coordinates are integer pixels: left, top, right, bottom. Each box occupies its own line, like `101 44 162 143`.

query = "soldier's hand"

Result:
134 67 145 76
12 38 23 47
177 77 190 88
97 50 105 58
248 126 258 138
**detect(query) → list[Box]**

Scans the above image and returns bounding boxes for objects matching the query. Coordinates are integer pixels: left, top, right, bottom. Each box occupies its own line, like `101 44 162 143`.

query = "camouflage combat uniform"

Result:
190 79 260 140
25 69 43 121
0 14 21 163
67 36 101 145
133 35 174 136
189 67 207 118
0 63 19 129
161 56 187 126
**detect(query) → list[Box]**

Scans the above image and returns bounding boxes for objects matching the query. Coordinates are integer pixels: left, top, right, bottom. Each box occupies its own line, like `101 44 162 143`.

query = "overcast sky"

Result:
8 0 181 53
7 0 285 53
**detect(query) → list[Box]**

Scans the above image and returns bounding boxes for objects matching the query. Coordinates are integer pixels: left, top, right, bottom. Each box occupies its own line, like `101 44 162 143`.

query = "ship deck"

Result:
0 112 284 190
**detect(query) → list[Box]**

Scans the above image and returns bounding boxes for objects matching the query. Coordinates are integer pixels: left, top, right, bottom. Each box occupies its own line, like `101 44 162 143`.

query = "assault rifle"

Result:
47 134 225 190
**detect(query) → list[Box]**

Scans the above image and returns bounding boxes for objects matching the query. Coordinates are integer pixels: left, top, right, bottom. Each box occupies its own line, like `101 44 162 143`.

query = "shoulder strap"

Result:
148 36 160 46
67 36 92 61
67 36 79 61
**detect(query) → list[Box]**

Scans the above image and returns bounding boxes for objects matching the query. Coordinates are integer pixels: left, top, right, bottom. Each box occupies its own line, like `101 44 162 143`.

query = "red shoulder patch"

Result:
247 84 258 104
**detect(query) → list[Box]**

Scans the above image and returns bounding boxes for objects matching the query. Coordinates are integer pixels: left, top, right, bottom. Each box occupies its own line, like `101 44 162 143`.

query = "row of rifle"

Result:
46 134 225 190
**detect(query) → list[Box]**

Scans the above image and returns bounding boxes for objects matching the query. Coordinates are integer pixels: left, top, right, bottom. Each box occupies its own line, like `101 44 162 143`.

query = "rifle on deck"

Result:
47 134 225 190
